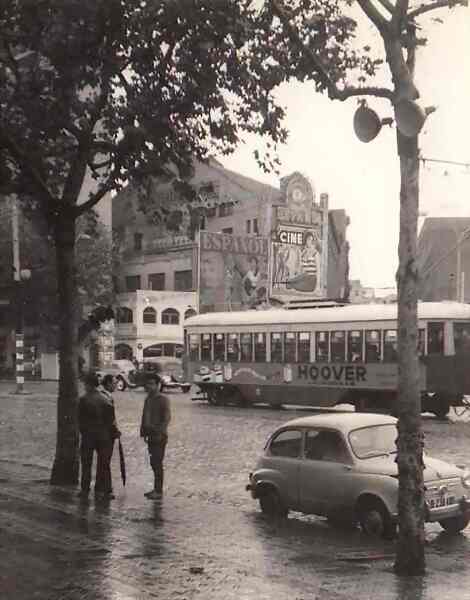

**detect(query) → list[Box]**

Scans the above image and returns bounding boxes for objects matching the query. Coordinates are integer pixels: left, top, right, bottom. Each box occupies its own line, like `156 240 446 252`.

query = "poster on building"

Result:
271 172 328 299
198 231 269 313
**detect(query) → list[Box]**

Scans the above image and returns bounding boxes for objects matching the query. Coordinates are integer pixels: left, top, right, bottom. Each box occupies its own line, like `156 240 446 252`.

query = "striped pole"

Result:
16 333 24 393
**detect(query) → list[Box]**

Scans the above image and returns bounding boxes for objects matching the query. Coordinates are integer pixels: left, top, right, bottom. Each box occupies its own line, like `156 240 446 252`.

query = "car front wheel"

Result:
439 515 470 534
115 377 126 391
259 488 288 518
358 498 396 539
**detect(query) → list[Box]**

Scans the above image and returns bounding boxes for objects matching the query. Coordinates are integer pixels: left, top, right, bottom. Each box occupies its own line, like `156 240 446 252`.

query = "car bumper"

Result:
425 496 470 522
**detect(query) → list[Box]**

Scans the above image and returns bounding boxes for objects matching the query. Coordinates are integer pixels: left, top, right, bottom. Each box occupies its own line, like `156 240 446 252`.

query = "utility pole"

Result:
11 197 30 394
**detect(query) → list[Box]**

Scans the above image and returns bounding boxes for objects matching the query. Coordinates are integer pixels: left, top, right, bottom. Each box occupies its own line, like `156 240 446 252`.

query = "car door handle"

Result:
343 465 352 471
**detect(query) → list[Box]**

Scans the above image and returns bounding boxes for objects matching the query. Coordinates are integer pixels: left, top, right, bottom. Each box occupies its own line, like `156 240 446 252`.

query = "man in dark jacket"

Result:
78 372 120 500
140 372 171 499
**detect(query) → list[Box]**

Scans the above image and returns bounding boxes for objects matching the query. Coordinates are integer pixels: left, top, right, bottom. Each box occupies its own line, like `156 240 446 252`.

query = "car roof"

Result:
278 412 397 434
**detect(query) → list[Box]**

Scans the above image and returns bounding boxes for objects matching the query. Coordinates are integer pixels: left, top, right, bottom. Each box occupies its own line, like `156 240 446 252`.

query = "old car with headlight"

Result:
246 413 470 538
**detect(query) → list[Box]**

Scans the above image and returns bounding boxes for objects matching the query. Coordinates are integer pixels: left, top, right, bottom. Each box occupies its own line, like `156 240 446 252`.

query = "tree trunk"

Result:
50 215 80 485
394 131 426 575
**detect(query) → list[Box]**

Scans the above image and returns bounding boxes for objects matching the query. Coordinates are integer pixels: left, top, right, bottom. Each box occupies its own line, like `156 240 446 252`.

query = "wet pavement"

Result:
2 381 470 599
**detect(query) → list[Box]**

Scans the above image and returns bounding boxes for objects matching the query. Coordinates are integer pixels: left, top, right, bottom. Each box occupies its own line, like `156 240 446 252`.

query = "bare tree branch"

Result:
74 182 116 217
392 0 410 31
272 0 393 101
356 0 390 32
376 0 396 14
408 0 468 19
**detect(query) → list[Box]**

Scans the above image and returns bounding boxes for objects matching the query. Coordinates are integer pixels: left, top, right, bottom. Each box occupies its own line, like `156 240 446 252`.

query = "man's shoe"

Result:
145 490 162 500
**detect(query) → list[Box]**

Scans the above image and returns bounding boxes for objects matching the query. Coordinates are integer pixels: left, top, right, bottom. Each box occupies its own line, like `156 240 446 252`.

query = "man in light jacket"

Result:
140 372 171 499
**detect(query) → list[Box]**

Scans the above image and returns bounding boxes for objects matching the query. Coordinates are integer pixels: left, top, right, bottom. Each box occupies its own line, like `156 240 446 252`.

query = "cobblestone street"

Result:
2 381 470 599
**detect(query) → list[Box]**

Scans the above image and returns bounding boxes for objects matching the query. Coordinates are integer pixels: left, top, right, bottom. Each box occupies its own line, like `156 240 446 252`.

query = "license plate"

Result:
428 495 455 509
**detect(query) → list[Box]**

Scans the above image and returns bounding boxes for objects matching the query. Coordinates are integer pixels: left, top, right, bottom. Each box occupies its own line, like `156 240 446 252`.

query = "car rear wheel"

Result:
358 498 396 539
439 515 470 534
259 488 288 518
115 377 126 391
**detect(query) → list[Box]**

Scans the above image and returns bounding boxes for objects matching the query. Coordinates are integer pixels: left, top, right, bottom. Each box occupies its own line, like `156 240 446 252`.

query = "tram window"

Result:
384 330 398 362
454 322 470 354
348 330 363 362
298 332 310 363
227 333 240 361
240 333 253 362
428 322 444 355
213 333 225 361
316 332 329 362
271 333 283 363
365 330 381 362
331 331 346 362
417 329 425 356
254 333 266 362
189 334 200 360
285 332 296 362
201 334 212 361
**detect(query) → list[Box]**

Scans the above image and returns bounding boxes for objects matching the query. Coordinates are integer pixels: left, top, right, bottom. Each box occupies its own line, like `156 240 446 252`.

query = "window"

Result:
305 430 349 463
271 333 283 363
383 330 398 362
175 270 193 291
316 332 329 362
184 308 197 320
269 429 302 458
148 273 165 290
201 334 212 361
348 330 363 362
213 333 225 360
143 306 157 324
297 332 310 362
222 227 233 234
253 218 259 234
134 232 143 251
331 331 345 362
365 330 381 362
227 333 239 361
143 344 163 358
117 307 133 324
219 202 234 217
189 334 200 360
125 275 141 292
254 333 266 362
454 322 470 354
428 322 444 355
161 308 179 325
285 332 296 362
240 333 253 362
418 328 425 356
246 220 251 234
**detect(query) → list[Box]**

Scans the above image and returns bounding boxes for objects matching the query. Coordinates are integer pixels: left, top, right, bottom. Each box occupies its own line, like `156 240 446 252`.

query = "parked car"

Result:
128 362 191 393
95 359 137 391
246 413 470 538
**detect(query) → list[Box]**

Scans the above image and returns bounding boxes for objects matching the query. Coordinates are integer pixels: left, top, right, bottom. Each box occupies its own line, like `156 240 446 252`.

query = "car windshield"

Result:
348 424 397 459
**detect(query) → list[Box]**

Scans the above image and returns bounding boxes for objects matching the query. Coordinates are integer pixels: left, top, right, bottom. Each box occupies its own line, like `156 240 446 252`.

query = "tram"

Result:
184 302 470 417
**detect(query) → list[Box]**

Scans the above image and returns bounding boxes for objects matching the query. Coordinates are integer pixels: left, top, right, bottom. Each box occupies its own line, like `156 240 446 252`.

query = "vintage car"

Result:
246 413 470 538
95 359 137 391
128 361 191 393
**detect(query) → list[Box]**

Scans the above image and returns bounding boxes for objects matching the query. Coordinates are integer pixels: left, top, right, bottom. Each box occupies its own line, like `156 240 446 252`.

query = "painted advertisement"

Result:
271 172 328 299
198 231 269 313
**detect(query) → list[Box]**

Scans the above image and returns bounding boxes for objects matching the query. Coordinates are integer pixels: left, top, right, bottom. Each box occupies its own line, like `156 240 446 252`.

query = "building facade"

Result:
417 217 470 303
113 158 351 357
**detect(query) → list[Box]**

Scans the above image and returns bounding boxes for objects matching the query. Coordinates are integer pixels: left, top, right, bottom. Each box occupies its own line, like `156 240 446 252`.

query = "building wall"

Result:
418 217 470 303
114 290 197 362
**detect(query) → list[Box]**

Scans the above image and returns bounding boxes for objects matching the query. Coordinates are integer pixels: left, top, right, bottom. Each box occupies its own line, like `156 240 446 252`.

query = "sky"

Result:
221 5 470 290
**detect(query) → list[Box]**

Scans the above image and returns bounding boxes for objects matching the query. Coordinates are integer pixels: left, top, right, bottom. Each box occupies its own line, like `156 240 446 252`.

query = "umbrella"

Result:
118 439 126 486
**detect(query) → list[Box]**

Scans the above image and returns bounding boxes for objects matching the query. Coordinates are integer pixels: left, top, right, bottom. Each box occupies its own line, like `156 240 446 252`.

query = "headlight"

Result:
461 470 470 489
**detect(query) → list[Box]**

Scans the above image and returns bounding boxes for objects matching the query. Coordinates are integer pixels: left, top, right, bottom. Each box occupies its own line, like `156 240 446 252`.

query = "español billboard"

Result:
198 231 269 313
